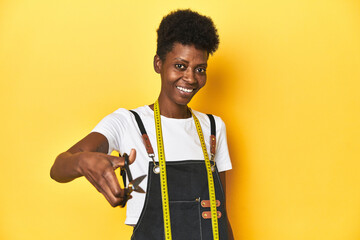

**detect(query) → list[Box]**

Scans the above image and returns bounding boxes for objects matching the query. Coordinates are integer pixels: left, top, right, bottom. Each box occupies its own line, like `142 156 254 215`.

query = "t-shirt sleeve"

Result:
214 117 233 172
91 108 130 154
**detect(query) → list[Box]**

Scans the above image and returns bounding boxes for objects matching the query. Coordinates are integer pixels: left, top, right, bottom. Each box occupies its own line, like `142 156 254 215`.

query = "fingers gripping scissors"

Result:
119 153 146 207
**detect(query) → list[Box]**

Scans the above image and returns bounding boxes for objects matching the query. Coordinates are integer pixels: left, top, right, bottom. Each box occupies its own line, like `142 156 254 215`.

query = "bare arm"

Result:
50 132 136 207
219 171 234 240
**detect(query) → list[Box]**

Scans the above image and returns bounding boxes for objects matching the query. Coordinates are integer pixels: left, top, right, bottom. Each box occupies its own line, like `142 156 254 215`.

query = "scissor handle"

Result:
123 153 133 183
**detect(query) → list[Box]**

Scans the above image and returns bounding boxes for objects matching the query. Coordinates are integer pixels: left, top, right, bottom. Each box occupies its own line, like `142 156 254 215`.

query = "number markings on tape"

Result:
191 110 219 240
154 100 172 240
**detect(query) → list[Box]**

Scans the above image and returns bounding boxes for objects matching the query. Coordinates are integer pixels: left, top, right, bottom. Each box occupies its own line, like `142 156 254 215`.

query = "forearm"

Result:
50 151 82 183
50 132 109 183
50 145 135 207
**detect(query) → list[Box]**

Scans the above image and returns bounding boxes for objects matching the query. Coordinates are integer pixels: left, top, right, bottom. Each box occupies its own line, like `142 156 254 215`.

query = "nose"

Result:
183 68 196 84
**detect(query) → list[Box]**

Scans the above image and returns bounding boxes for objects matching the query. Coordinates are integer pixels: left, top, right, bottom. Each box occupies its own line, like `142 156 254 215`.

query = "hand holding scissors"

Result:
120 153 146 207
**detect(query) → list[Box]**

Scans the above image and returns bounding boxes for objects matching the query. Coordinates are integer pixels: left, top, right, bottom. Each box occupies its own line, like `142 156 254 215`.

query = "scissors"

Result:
119 153 146 207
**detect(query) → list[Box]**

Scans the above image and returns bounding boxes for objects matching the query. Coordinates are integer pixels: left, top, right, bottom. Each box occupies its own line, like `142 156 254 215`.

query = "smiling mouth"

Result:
176 86 194 93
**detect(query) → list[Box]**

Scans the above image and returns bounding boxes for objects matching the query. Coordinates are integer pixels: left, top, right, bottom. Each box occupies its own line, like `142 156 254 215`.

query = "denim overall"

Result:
129 111 229 240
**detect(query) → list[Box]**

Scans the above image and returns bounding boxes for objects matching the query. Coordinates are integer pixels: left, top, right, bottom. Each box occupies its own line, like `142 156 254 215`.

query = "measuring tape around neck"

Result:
154 100 172 240
190 108 219 240
154 100 219 240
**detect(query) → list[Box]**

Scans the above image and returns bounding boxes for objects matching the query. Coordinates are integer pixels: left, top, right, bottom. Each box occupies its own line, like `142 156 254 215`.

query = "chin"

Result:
175 92 198 105
176 97 194 106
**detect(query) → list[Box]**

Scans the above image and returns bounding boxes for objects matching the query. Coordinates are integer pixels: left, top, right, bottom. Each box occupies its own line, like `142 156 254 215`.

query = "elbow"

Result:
50 152 77 183
50 164 60 182
50 163 69 183
50 165 68 183
50 153 65 183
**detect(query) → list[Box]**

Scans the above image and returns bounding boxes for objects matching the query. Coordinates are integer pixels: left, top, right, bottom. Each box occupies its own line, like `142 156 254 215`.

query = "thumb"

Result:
128 148 136 164
109 149 136 169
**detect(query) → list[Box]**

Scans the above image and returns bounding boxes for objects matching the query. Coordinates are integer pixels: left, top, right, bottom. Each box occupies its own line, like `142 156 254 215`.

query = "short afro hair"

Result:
156 9 220 61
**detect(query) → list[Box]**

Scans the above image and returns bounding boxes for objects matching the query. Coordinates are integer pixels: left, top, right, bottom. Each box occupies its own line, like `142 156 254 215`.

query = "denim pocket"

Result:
168 198 202 240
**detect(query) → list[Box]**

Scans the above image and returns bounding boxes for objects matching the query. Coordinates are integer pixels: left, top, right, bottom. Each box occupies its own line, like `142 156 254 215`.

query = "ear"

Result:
153 55 162 74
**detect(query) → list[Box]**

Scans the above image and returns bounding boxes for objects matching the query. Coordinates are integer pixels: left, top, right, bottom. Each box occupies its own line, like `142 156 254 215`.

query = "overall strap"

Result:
130 110 146 135
121 110 156 189
207 114 216 136
130 110 159 174
206 114 216 158
130 110 155 157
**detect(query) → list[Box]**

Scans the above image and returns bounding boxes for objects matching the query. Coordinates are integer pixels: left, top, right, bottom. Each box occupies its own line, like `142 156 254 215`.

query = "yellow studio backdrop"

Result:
1 0 359 239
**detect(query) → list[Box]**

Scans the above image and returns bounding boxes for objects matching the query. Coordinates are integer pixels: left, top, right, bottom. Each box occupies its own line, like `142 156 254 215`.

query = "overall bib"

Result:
129 110 229 240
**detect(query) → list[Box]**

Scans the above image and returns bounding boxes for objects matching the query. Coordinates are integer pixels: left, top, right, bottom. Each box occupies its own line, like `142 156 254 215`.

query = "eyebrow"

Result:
174 57 207 67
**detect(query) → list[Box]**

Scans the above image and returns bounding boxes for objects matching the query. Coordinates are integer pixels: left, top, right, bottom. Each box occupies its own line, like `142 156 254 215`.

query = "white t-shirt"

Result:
92 105 232 225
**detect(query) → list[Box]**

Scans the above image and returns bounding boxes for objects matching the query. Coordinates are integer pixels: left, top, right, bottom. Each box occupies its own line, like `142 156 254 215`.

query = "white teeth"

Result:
177 86 193 93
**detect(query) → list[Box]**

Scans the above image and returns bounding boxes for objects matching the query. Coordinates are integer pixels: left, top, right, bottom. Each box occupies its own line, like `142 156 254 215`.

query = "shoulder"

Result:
99 108 133 125
129 105 153 118
104 105 150 121
191 110 226 130
94 106 150 130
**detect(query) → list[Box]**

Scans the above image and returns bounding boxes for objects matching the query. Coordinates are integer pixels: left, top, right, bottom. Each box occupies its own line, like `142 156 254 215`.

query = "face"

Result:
154 43 208 107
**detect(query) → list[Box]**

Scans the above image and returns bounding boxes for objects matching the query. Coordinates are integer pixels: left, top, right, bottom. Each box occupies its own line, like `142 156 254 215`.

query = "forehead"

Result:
164 43 208 64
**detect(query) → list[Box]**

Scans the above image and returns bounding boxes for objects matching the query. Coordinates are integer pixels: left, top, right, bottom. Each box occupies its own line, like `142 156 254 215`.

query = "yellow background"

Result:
1 0 360 239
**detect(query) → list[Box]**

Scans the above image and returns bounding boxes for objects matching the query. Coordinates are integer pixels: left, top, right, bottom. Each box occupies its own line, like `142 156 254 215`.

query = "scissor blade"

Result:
134 186 146 193
130 175 147 193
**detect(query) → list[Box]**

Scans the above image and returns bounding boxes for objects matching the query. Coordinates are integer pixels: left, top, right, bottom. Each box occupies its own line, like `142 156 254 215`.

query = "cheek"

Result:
198 77 207 89
168 70 182 81
163 69 180 82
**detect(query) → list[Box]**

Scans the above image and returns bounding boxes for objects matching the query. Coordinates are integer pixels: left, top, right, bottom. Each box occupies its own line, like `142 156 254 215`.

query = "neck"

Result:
149 97 191 119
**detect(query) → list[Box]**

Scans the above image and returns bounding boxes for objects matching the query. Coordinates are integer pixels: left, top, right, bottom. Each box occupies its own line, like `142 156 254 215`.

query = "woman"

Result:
51 9 233 239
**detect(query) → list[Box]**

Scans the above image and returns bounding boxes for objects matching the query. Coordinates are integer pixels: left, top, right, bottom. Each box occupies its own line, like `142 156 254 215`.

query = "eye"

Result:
196 67 206 73
175 64 186 70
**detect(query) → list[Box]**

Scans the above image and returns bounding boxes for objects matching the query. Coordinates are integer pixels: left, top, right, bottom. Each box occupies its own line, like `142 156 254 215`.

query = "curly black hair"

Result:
156 9 220 61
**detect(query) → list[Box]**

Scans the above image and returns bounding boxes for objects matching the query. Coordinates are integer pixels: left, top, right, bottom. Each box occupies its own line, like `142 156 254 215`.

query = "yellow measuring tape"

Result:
154 100 219 240
190 109 219 240
154 100 172 240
